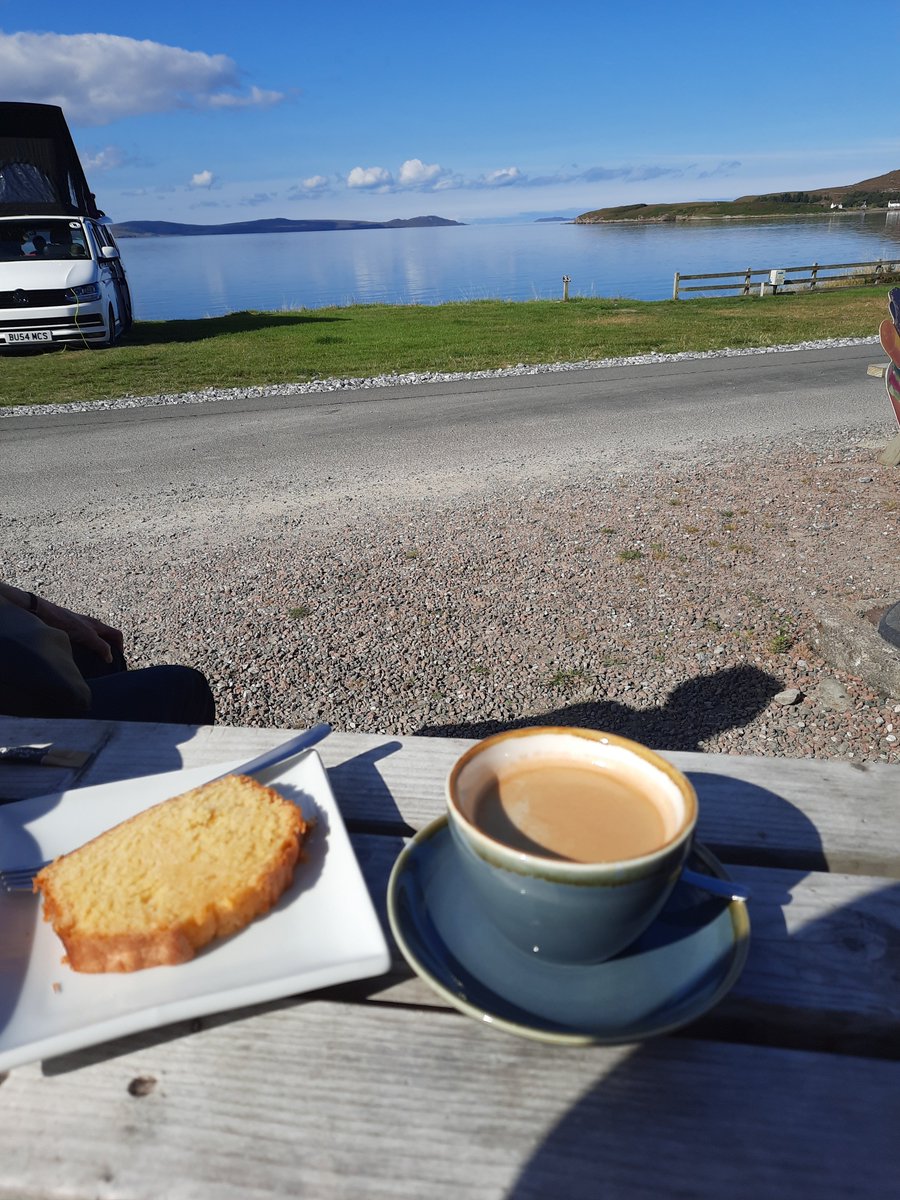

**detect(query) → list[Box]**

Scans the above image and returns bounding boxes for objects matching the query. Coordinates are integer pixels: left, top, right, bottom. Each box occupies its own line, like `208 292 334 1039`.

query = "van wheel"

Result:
115 281 133 334
92 304 118 350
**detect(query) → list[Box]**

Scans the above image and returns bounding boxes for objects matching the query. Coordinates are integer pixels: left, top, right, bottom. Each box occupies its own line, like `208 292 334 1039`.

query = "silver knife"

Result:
0 723 334 893
215 722 332 780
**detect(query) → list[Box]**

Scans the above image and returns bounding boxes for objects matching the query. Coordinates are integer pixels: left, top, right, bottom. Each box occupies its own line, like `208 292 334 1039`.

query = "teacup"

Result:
446 727 698 964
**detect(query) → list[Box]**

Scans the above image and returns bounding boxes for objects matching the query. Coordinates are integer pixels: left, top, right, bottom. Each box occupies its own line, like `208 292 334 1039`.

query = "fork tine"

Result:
1 875 36 893
0 874 36 893
0 862 50 893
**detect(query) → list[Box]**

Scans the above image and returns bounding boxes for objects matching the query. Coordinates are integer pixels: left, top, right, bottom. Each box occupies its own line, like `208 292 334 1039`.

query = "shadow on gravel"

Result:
415 665 783 752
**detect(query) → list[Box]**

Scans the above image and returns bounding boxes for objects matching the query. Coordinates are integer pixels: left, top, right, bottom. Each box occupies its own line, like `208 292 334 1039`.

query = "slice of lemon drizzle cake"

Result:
34 774 307 973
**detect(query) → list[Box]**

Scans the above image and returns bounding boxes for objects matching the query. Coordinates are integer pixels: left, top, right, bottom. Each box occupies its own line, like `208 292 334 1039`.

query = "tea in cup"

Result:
446 727 698 964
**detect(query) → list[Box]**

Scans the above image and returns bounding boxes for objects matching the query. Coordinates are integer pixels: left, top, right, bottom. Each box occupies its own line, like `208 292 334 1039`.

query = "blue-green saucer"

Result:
387 816 750 1045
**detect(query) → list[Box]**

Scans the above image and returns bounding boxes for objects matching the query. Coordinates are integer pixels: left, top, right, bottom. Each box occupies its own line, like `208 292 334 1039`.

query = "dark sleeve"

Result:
0 597 91 718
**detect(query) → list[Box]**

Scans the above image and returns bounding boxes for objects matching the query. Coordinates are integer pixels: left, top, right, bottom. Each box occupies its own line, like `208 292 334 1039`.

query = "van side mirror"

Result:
100 245 120 260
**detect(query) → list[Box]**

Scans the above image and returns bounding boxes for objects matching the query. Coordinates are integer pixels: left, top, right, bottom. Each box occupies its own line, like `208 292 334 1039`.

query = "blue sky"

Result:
2 1 898 226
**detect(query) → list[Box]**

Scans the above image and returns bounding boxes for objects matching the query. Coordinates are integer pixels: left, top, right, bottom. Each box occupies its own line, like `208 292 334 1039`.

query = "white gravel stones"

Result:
0 336 880 419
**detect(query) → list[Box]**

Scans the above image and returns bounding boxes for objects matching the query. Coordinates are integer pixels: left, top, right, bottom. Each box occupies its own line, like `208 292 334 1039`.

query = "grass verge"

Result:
0 287 886 409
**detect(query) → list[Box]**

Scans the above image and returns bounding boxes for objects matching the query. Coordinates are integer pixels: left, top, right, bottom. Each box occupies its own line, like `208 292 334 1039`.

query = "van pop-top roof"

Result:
0 101 102 219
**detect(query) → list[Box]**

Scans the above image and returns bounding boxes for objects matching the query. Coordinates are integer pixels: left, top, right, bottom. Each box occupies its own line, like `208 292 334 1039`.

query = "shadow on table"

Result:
416 665 783 751
326 739 410 835
327 737 411 960
506 767 900 1197
1 717 211 824
506 943 900 1198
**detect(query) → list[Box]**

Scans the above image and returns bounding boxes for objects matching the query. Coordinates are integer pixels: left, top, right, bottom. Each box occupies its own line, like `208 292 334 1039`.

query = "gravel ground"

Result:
7 360 899 763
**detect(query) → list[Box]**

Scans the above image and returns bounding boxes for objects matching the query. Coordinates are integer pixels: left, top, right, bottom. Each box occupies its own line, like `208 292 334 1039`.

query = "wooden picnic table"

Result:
0 714 898 1199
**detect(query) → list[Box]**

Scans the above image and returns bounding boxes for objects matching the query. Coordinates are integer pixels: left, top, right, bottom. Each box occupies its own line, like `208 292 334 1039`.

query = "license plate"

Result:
4 330 52 343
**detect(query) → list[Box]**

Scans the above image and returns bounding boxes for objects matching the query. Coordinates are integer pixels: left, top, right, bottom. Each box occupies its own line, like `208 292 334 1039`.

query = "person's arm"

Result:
0 582 123 664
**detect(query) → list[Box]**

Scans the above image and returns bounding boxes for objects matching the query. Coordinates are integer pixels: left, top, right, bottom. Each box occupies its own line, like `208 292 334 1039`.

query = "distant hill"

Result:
111 215 462 238
575 170 900 224
739 167 900 202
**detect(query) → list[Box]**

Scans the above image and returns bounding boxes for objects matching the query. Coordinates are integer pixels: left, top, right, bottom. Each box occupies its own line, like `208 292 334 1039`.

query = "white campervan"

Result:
0 102 133 349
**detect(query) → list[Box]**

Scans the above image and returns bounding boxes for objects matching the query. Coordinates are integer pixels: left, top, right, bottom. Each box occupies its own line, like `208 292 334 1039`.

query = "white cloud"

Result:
695 160 743 180
240 192 276 207
122 184 176 197
0 30 284 125
190 170 215 189
81 144 127 172
527 161 744 189
206 85 284 110
347 165 394 190
287 175 333 201
397 158 446 187
284 155 740 206
343 158 493 194
480 166 523 187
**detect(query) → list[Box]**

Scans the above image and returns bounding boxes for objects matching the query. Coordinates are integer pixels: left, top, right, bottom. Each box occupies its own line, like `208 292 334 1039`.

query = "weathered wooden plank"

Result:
348 834 900 1056
324 735 900 876
2 721 899 875
678 258 897 280
670 752 900 877
0 1001 896 1200
0 717 116 805
94 725 900 875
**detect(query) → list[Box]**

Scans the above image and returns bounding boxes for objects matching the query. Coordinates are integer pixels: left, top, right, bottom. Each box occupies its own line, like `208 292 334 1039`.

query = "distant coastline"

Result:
574 207 900 226
574 170 900 225
111 215 463 238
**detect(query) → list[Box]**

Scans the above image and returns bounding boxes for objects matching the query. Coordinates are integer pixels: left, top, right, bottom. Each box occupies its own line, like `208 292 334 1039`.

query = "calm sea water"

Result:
119 212 900 322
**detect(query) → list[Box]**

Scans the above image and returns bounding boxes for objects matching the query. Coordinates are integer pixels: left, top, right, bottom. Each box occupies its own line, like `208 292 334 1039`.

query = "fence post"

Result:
810 262 818 289
562 275 571 301
673 272 680 300
743 267 751 296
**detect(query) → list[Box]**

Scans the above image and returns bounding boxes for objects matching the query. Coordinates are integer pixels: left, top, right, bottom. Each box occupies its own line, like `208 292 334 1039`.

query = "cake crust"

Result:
35 774 307 973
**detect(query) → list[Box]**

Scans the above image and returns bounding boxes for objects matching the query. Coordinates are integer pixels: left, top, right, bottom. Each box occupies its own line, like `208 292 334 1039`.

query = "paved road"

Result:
2 344 890 550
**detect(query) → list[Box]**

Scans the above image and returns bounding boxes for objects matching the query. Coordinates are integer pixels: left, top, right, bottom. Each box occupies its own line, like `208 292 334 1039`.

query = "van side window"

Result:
93 224 120 255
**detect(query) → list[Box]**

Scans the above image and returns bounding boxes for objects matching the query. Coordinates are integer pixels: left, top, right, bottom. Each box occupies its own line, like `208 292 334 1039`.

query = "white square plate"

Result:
0 751 391 1070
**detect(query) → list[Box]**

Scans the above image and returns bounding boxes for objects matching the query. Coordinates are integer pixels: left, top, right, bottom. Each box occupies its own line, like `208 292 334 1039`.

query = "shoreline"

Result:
574 208 900 226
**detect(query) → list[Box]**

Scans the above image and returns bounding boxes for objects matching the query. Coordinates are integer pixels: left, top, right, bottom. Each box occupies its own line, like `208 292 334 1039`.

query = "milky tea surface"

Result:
473 758 668 863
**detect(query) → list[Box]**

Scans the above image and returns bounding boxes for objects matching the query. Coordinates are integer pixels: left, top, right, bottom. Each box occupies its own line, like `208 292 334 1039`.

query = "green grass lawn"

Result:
0 287 887 409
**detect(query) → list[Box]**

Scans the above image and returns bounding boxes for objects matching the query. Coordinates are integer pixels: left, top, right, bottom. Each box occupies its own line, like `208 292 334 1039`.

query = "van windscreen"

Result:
0 220 89 262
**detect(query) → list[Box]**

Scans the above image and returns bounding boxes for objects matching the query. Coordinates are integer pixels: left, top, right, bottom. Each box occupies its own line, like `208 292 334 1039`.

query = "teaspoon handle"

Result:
681 866 751 903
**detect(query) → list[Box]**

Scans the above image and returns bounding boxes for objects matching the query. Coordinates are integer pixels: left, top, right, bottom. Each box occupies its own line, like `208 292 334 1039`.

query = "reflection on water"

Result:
121 213 900 322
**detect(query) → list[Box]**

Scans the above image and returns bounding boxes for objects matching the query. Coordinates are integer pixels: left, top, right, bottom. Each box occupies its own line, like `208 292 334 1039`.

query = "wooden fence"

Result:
672 258 900 299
